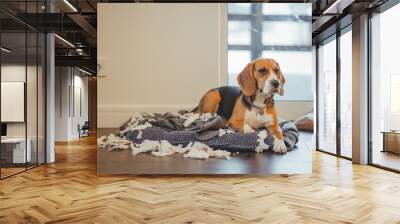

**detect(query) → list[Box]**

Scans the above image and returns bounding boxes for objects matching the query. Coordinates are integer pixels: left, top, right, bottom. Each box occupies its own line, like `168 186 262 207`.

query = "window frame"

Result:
368 0 400 173
315 24 353 161
228 3 312 102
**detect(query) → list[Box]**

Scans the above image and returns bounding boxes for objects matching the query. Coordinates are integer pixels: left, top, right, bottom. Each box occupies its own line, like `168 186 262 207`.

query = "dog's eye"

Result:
258 68 267 74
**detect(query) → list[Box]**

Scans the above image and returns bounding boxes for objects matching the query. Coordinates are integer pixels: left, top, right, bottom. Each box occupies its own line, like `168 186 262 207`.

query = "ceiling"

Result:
0 0 392 74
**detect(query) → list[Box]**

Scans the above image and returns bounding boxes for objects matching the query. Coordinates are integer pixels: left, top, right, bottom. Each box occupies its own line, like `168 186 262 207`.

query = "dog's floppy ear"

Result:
237 62 256 96
277 64 285 96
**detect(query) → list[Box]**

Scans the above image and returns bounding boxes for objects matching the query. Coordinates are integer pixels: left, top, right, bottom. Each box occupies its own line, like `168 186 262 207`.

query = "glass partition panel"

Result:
38 32 45 165
27 31 38 169
1 31 27 177
317 37 337 154
0 1 46 179
339 29 352 158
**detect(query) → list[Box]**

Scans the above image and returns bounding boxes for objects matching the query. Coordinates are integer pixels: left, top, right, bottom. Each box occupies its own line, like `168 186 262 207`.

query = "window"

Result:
389 74 400 130
316 26 352 159
317 37 337 154
228 21 251 45
229 3 251 15
228 3 312 101
370 3 400 171
339 29 352 158
228 50 251 86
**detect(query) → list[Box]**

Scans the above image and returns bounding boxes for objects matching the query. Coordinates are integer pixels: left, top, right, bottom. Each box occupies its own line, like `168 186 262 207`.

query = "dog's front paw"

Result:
273 139 287 154
243 123 255 133
255 146 264 153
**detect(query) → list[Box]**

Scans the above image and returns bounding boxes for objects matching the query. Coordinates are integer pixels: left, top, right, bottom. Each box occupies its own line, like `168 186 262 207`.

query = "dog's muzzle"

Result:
270 80 280 89
261 80 279 96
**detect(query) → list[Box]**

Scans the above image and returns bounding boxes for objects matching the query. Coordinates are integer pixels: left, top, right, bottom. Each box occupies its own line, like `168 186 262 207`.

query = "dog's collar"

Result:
243 96 264 110
242 93 274 111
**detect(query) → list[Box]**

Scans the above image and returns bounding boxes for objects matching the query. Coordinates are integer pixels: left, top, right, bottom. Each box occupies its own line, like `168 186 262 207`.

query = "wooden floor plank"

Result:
0 134 400 223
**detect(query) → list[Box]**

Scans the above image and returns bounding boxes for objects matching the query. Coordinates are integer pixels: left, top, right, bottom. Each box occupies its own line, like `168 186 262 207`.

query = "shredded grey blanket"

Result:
122 112 299 152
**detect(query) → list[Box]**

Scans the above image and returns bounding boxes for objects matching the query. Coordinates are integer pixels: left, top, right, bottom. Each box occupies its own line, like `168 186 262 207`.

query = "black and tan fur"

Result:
196 58 287 153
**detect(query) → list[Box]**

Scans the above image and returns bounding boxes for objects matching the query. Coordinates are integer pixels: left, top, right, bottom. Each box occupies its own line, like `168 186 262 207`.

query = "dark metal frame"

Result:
367 11 373 166
336 27 341 158
315 44 319 151
0 0 47 180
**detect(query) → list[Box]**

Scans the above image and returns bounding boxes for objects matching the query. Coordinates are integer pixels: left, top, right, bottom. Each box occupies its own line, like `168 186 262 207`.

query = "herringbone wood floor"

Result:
1 135 400 224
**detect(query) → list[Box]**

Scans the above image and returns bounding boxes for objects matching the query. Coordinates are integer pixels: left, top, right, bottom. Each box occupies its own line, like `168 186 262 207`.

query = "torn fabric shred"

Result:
255 130 270 153
97 134 131 151
98 132 231 160
218 128 235 137
97 112 281 159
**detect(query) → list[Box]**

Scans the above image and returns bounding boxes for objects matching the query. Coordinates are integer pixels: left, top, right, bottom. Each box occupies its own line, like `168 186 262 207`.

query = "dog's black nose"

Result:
271 80 280 88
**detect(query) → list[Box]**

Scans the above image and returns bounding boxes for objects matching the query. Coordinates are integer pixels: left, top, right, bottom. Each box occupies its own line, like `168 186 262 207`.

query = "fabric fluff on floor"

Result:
98 133 231 160
98 112 233 159
97 111 299 160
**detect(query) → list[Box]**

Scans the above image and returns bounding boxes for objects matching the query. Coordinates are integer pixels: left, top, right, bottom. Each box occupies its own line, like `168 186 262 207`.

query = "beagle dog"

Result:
196 58 287 153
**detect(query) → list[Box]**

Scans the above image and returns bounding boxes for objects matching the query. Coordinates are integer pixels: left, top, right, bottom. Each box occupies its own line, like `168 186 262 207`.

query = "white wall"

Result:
276 101 313 121
72 74 89 138
55 67 89 141
97 3 227 128
55 67 69 141
1 65 37 138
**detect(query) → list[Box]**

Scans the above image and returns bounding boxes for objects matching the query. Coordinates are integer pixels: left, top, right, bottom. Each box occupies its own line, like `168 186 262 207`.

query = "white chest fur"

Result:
252 92 267 108
242 92 274 132
244 109 273 130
